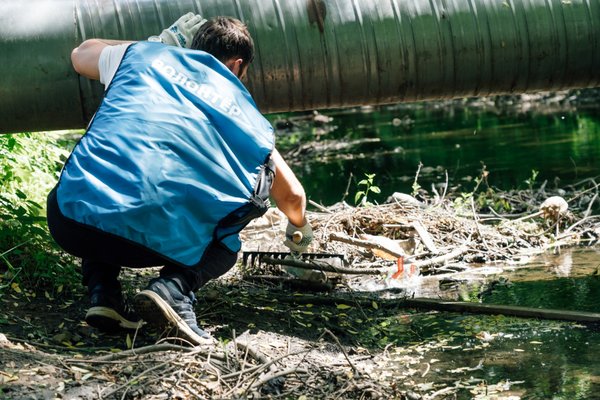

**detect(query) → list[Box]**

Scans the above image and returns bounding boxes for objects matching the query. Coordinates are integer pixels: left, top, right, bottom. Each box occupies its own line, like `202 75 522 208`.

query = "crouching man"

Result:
47 13 313 345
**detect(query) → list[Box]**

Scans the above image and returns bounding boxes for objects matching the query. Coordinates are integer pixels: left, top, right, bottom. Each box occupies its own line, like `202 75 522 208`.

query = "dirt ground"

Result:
1 186 599 399
0 266 414 400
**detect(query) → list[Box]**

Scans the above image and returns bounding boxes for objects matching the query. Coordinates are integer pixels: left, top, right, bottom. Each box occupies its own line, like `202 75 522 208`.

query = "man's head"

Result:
191 17 254 80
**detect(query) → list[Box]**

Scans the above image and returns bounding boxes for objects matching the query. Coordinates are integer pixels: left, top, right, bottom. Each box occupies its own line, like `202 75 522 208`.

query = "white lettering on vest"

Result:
151 58 242 118
185 80 199 92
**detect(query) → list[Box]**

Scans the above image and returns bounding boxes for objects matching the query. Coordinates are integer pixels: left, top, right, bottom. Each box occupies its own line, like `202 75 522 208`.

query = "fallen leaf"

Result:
0 373 19 384
11 283 21 294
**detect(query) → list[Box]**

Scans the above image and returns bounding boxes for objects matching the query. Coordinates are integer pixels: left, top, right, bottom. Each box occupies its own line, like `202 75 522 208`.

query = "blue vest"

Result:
57 42 274 267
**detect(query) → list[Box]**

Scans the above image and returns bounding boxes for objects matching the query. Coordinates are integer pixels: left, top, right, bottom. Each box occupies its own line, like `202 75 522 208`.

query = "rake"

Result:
241 251 345 269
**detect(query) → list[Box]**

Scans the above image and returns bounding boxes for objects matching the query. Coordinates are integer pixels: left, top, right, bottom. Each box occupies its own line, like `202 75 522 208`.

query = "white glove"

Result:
148 12 206 48
283 220 313 254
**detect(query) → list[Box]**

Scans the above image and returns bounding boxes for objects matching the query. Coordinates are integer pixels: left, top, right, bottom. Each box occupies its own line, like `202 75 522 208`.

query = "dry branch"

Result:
402 298 600 323
411 246 470 269
261 256 386 275
329 232 407 259
411 221 439 253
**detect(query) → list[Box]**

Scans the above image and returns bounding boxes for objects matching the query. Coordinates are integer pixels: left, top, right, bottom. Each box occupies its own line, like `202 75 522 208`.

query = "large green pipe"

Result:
0 0 598 134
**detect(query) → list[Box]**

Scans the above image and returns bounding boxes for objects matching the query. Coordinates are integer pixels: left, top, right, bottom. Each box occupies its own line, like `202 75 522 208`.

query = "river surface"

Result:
401 248 600 399
274 99 600 207
269 98 600 399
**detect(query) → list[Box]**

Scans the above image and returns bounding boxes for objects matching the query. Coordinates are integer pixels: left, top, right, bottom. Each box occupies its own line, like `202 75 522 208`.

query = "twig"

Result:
243 274 333 291
100 361 177 398
250 367 309 390
262 256 386 275
509 210 543 223
562 215 600 235
235 339 271 366
330 232 407 259
583 193 599 219
219 350 307 381
410 245 469 269
323 329 359 375
431 182 440 199
425 385 457 400
485 206 510 221
222 349 311 397
309 199 333 213
340 172 353 203
412 221 439 254
421 362 431 377
5 335 111 354
91 343 200 362
181 382 204 399
0 238 33 258
567 179 600 203
470 196 490 251
402 298 600 323
440 169 449 204
233 332 252 390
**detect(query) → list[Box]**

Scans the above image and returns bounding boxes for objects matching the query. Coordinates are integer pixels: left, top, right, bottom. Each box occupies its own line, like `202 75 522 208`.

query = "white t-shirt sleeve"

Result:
98 43 131 89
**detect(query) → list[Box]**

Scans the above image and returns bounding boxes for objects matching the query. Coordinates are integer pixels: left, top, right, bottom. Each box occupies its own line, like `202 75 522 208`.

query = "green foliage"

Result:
354 173 381 206
478 188 512 213
411 162 423 197
524 169 539 191
0 132 80 296
411 181 422 198
453 164 513 214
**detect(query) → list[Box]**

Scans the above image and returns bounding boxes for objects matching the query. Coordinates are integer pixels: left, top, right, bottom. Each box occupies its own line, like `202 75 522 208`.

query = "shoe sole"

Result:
85 306 143 332
134 290 214 346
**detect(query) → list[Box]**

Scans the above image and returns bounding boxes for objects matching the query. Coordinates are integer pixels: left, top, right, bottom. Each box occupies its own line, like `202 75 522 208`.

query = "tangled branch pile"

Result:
242 177 600 279
52 331 389 399
2 179 598 400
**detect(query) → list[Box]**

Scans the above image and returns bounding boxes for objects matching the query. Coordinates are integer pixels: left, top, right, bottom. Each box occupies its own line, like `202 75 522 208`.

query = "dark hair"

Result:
191 17 254 70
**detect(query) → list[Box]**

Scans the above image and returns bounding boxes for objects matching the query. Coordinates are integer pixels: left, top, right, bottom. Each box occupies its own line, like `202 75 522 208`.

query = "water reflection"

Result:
349 247 600 304
481 250 600 313
396 313 600 399
273 103 600 207
269 98 600 398
367 247 600 399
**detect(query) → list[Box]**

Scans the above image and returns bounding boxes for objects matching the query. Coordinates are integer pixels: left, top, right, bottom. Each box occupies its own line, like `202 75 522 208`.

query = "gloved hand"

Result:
148 12 206 48
283 220 313 254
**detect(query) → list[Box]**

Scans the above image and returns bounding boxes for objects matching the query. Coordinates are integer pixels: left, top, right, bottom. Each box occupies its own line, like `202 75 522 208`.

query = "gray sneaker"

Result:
85 284 142 332
134 278 214 346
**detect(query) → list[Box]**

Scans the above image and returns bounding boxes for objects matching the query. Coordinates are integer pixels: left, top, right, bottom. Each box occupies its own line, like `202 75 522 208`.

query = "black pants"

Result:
46 187 237 293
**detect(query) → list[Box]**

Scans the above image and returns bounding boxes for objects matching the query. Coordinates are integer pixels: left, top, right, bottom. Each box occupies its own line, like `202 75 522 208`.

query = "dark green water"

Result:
360 267 600 398
274 103 600 206
484 276 600 313
404 312 600 399
270 100 600 398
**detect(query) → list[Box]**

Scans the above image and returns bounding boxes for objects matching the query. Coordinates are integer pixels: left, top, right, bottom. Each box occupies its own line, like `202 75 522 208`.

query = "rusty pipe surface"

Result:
0 0 599 134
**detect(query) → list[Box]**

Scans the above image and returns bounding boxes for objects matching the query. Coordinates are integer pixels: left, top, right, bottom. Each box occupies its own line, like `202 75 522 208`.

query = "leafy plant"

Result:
452 163 512 214
524 169 539 191
354 173 381 206
0 131 81 296
411 162 423 197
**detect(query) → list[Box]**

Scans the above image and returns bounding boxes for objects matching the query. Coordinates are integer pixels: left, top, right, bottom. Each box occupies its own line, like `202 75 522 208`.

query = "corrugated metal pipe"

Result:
0 0 599 134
